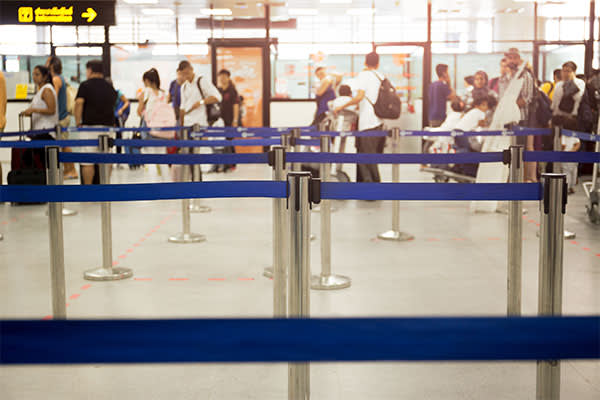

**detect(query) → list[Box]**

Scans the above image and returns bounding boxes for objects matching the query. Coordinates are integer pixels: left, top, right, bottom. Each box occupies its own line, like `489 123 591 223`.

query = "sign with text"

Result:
0 1 116 26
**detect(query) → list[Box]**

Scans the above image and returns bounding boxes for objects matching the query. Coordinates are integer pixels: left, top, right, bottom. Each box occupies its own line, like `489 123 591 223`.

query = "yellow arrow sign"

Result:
81 8 97 23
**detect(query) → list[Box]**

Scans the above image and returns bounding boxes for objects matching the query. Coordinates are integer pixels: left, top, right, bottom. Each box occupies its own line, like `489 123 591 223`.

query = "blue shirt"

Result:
316 84 336 117
169 80 181 109
57 75 68 120
428 80 451 122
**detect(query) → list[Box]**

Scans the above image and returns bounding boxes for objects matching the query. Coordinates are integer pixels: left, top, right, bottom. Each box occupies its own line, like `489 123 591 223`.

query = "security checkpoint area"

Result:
1 1 599 400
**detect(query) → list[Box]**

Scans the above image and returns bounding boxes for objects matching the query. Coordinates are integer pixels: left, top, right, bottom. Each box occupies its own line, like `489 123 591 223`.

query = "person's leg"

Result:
524 135 537 182
355 137 369 182
81 165 95 185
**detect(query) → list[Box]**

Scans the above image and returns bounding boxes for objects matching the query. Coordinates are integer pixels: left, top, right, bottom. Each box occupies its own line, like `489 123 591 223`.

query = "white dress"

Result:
471 64 526 213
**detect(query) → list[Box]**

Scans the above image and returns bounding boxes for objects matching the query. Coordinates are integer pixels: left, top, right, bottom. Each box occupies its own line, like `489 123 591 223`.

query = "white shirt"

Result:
356 69 383 131
561 135 580 151
180 74 222 126
330 96 354 111
31 83 58 132
438 111 463 131
551 78 586 117
455 108 485 132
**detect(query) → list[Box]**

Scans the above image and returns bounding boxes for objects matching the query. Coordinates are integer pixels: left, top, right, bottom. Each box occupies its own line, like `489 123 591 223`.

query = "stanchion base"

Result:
45 208 78 217
0 233 3 241
311 274 351 290
535 230 576 240
168 233 206 244
84 267 133 281
377 230 414 241
263 267 273 279
189 204 212 213
311 234 316 241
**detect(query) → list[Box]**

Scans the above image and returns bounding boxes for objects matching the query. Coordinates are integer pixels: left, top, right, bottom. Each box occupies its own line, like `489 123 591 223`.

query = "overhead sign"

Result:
0 1 115 26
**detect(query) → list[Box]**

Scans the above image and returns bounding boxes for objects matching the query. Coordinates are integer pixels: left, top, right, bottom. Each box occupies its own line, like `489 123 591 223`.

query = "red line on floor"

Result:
582 248 590 251
133 243 141 247
169 278 189 281
451 238 465 241
426 238 439 242
140 237 147 242
1 221 7 225
126 248 134 253
42 315 52 320
65 303 70 307
112 261 120 266
208 278 226 281
145 232 152 237
69 294 80 300
571 241 579 245
80 284 92 290
118 254 127 259
596 254 600 257
134 278 153 281
238 278 255 281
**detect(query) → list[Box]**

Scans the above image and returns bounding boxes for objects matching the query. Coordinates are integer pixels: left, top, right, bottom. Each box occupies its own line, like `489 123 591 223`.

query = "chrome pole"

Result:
169 129 206 244
190 130 211 213
291 128 302 172
312 136 350 290
378 128 414 241
536 173 567 400
54 125 78 217
270 146 287 317
84 135 133 281
45 146 67 318
507 145 524 316
551 126 576 239
288 172 311 400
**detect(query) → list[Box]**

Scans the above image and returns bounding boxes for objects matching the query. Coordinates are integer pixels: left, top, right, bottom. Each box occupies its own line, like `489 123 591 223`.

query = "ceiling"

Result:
115 0 596 19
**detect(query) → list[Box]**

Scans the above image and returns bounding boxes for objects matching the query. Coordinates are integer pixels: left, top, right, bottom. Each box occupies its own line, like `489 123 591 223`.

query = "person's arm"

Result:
316 76 333 97
572 140 581 152
334 90 365 113
188 79 221 111
74 98 84 126
0 72 6 130
117 94 130 116
137 89 146 117
23 87 57 116
52 75 63 93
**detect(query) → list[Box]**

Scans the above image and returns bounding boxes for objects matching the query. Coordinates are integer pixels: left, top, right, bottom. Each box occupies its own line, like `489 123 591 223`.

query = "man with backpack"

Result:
551 61 586 130
334 51 400 183
178 60 222 127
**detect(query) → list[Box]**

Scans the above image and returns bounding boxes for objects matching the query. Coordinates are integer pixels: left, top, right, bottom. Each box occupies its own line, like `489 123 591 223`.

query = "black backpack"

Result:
577 87 595 132
197 76 221 126
368 71 401 120
534 89 553 127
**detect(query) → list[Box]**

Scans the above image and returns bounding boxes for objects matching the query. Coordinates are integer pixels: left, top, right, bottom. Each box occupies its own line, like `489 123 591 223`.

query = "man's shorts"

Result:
78 125 115 165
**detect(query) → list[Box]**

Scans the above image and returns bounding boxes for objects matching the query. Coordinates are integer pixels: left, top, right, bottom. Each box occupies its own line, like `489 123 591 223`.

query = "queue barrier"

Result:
1 316 598 364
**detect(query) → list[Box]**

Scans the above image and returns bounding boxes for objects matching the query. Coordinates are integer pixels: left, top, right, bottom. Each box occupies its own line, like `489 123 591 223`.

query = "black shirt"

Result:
76 78 117 126
219 84 240 126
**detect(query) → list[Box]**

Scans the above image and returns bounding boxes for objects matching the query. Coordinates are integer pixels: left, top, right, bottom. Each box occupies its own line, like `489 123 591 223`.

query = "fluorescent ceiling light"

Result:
142 8 174 16
123 0 159 4
347 8 375 15
200 8 233 16
320 0 353 4
288 8 318 16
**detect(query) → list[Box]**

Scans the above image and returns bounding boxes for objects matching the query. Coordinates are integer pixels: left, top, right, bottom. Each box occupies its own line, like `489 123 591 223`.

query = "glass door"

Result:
53 45 104 89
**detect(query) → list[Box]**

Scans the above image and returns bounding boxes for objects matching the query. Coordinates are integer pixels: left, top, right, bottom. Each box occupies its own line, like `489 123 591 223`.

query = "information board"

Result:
0 1 116 26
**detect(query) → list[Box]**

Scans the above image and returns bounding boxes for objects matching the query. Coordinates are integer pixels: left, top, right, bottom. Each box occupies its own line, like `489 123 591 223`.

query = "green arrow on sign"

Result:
81 8 97 23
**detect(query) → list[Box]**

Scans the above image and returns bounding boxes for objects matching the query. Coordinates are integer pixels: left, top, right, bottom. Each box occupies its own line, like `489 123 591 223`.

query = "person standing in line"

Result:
179 60 222 127
217 69 240 172
20 66 58 138
489 58 509 94
313 66 341 126
429 64 455 127
334 52 385 183
0 71 7 186
541 69 562 100
74 60 117 185
46 56 78 179
551 61 586 130
561 135 581 194
168 68 185 124
137 68 168 126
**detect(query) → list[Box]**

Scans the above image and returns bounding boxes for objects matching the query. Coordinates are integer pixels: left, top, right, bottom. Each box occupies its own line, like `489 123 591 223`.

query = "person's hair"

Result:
86 60 104 74
435 64 448 79
464 75 475 86
365 52 379 68
553 69 562 80
450 99 465 113
177 60 192 71
473 95 497 109
34 65 53 85
563 61 577 72
143 68 161 89
576 73 586 81
218 69 231 77
315 66 325 75
474 70 489 86
47 56 62 75
338 84 352 97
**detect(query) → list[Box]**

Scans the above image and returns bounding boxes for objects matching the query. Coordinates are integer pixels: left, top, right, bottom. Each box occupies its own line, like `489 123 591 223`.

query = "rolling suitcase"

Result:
7 115 47 205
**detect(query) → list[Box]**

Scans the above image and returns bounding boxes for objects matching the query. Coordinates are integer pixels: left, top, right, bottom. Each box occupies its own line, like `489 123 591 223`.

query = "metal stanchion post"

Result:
287 172 311 400
49 125 77 217
507 145 523 316
169 129 206 244
312 136 351 290
551 125 575 239
190 128 211 213
84 135 133 281
291 128 302 172
268 146 288 316
378 128 414 241
46 146 67 318
536 173 567 400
